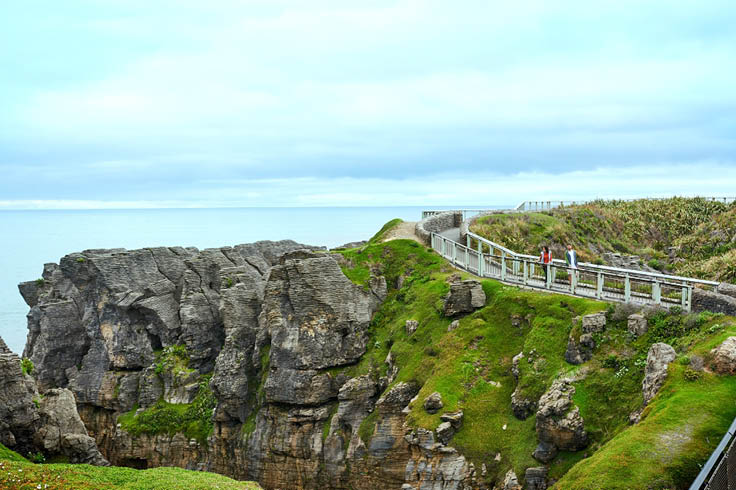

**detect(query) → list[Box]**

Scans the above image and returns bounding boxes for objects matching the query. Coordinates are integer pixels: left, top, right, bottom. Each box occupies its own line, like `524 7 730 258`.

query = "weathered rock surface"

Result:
0 335 107 465
717 282 736 299
533 379 588 463
443 280 486 317
406 320 419 336
642 343 677 405
525 466 548 490
502 469 521 490
692 288 736 316
423 392 444 414
627 313 648 337
711 337 736 374
581 312 606 333
565 314 602 365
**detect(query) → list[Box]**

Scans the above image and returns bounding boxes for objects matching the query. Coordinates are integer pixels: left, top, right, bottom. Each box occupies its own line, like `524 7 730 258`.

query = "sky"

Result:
1 0 736 208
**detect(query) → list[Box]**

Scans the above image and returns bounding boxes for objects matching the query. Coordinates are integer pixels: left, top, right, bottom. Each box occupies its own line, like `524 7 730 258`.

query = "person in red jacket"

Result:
539 246 552 282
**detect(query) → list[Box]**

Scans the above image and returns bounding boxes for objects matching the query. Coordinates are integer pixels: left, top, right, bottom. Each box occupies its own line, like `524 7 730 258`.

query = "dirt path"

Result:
380 221 422 243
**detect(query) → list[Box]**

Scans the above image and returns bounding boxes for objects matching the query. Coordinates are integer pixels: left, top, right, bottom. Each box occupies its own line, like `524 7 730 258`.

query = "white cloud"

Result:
2 162 734 209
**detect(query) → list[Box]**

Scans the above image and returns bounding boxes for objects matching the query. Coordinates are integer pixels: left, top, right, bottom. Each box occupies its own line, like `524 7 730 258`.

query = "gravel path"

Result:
380 221 422 243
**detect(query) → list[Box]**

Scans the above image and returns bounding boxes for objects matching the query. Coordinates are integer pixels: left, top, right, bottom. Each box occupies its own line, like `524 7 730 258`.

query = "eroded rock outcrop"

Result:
630 342 676 424
533 379 588 463
711 337 736 374
443 280 486 317
0 335 108 465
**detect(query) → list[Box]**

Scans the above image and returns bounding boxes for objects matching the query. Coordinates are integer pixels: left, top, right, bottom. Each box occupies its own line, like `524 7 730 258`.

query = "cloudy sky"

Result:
2 0 735 208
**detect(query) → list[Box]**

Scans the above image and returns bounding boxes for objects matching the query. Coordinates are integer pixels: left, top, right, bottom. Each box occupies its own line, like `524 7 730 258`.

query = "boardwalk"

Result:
432 219 719 311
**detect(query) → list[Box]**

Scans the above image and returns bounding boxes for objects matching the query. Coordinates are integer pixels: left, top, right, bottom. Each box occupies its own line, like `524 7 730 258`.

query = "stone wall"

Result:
415 211 463 244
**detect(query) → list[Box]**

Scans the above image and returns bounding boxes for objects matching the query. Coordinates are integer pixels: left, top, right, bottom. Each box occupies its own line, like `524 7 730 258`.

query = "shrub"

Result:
683 368 701 382
28 451 45 463
20 358 33 376
35 278 44 287
603 354 621 370
223 277 234 288
679 356 691 366
76 257 86 263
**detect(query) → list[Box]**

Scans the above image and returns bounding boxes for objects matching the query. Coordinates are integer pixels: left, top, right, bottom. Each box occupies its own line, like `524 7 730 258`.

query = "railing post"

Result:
652 281 661 304
466 235 470 248
501 251 507 280
479 251 484 276
571 268 577 294
441 238 445 257
513 257 519 277
546 264 551 288
452 242 457 264
681 285 688 310
465 247 469 270
523 260 528 285
624 274 631 303
596 272 603 299
477 239 482 255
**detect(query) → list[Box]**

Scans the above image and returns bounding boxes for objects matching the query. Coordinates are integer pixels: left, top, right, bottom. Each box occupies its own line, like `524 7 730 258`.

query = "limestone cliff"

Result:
18 241 478 489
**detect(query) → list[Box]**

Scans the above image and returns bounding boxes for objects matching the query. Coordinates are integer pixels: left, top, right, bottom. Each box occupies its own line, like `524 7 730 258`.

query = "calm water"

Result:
0 206 502 354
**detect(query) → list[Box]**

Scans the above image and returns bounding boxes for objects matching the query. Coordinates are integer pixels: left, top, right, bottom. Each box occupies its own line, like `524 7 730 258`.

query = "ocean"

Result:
0 206 503 354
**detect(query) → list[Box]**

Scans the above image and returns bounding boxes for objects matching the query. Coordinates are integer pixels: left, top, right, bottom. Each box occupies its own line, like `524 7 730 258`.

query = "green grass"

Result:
118 375 216 445
0 458 260 489
20 358 33 376
0 444 27 463
368 218 403 244
337 239 607 482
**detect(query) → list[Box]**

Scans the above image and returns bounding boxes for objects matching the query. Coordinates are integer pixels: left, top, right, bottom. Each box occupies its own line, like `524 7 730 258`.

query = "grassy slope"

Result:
470 198 736 282
557 319 736 489
0 443 259 489
336 237 606 483
338 220 736 488
0 458 260 489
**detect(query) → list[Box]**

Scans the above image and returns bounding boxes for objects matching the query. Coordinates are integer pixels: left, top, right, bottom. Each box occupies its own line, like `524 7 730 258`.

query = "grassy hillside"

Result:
336 231 736 488
470 198 736 282
0 445 259 490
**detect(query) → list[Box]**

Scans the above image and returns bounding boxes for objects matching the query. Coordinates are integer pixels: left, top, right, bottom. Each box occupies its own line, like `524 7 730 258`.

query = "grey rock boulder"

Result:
405 320 419 336
502 469 522 490
35 388 109 466
534 379 588 462
423 392 443 414
436 421 455 445
525 466 548 490
717 282 736 299
443 280 486 317
581 312 606 333
692 288 736 316
627 313 648 337
642 343 677 405
711 337 736 374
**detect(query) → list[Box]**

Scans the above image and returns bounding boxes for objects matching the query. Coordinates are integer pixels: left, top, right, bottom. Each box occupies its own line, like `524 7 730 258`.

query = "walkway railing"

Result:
430 231 719 311
689 416 736 489
514 197 736 212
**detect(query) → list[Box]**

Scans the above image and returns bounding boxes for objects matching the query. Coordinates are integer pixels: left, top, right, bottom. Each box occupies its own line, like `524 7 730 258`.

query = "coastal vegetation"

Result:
470 197 736 282
334 226 736 488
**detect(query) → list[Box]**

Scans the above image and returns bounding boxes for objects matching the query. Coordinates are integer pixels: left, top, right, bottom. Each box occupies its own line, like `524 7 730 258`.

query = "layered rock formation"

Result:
16 241 485 489
0 335 107 465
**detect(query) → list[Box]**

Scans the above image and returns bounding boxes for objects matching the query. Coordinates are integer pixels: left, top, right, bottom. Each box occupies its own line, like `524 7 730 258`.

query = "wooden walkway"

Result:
432 226 719 311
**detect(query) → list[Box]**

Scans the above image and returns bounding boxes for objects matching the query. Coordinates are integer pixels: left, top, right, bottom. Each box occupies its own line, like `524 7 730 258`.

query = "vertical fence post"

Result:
477 239 482 255
523 260 528 285
466 235 470 248
501 251 507 280
596 272 603 299
441 238 446 257
465 247 469 270
652 281 661 304
513 257 519 277
681 285 688 310
479 251 484 276
546 264 551 288
624 274 631 303
452 242 456 264
571 268 577 294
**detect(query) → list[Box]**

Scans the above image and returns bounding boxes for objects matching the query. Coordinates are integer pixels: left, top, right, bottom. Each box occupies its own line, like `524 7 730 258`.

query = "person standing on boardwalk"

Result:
539 246 552 282
565 244 578 285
